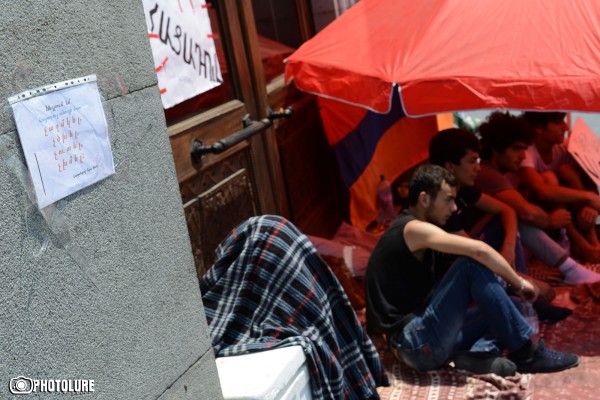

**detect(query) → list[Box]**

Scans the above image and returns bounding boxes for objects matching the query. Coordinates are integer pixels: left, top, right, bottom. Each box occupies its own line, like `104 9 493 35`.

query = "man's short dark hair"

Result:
479 111 533 160
408 164 457 206
522 111 566 129
429 128 480 166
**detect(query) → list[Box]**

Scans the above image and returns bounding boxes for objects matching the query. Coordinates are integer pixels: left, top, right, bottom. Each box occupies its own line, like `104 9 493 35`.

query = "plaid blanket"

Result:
200 215 389 399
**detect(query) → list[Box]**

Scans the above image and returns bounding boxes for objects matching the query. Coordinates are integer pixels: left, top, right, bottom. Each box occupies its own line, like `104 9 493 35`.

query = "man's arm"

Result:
557 163 600 229
449 229 470 238
473 193 518 267
493 188 571 230
404 219 537 299
520 166 600 209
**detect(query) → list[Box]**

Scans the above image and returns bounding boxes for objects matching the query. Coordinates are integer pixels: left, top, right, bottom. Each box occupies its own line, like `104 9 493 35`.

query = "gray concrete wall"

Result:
0 1 223 399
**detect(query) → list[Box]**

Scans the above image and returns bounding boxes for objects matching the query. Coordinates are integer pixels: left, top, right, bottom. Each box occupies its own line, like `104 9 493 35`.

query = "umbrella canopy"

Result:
285 0 600 116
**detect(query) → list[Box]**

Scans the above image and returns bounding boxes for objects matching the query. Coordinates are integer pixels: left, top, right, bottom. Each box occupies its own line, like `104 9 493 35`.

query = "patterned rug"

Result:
370 260 600 400
531 262 600 400
370 333 533 400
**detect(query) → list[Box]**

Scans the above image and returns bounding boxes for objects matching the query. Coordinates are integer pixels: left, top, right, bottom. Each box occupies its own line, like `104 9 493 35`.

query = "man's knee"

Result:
394 342 448 371
451 257 488 273
540 170 559 186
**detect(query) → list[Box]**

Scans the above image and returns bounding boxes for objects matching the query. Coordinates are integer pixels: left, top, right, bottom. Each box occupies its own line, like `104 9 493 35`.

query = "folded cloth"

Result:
200 215 389 400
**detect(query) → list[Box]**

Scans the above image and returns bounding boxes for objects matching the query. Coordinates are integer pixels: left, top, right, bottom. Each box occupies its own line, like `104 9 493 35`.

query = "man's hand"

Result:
525 276 555 303
518 278 539 303
577 206 598 231
586 193 600 212
547 209 572 230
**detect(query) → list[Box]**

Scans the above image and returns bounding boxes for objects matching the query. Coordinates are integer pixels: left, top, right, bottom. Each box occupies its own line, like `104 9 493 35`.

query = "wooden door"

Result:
167 0 286 278
167 0 348 279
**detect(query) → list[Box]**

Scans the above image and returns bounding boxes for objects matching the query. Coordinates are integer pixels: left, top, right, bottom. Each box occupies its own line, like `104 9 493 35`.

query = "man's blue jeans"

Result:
519 222 568 267
481 217 567 270
389 257 533 371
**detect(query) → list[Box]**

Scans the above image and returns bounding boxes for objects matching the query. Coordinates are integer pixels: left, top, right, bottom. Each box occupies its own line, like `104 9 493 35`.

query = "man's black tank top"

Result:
365 210 435 335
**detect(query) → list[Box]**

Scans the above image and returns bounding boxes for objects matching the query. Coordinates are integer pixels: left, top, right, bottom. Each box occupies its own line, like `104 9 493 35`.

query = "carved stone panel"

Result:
184 167 257 280
180 148 253 203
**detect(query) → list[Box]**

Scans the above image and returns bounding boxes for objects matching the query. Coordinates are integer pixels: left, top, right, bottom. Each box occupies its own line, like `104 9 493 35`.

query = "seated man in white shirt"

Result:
477 111 600 285
519 112 600 263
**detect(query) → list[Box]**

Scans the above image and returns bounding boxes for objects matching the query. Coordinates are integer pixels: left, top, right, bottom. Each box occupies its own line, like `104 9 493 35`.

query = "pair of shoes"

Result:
509 340 579 373
533 300 572 324
452 351 517 377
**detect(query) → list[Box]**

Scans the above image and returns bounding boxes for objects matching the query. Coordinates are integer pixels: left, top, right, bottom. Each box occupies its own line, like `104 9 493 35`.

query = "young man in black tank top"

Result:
365 164 579 375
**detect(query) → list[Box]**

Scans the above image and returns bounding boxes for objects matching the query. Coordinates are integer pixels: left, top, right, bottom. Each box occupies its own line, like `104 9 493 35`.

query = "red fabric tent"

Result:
284 0 600 229
285 0 600 116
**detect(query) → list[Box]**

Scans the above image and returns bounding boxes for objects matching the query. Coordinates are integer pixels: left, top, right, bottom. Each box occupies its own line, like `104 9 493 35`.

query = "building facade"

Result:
1 1 352 398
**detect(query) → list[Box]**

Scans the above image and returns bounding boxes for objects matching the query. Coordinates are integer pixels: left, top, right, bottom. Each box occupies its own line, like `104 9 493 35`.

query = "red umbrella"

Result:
285 0 600 116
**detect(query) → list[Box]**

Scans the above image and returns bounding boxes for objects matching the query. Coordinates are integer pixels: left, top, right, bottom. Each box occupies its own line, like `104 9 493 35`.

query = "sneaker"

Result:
453 351 517 377
559 258 600 285
510 340 579 373
533 300 573 324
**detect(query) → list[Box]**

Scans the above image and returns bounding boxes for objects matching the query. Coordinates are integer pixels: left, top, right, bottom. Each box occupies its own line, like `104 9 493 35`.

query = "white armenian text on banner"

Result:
142 0 223 109
9 75 115 209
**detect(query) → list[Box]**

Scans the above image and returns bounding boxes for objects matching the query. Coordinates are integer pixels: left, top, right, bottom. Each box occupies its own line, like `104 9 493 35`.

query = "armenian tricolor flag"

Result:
318 91 451 230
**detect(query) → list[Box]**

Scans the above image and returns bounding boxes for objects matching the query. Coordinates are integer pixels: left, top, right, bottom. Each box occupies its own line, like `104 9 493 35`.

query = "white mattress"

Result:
216 345 312 400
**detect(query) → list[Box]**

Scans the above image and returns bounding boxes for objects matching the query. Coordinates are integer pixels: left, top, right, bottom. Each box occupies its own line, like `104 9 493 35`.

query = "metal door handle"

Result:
191 107 292 164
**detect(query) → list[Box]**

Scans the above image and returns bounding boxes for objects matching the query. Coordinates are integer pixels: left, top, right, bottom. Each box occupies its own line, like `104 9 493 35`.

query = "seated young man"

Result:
427 129 562 302
520 111 600 262
428 129 581 297
428 128 520 271
365 164 579 375
477 111 600 285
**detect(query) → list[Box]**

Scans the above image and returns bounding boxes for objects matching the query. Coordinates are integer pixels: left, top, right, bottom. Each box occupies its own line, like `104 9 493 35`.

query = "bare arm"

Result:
449 229 470 238
557 163 599 229
520 166 600 209
473 193 518 266
494 188 571 229
404 219 532 296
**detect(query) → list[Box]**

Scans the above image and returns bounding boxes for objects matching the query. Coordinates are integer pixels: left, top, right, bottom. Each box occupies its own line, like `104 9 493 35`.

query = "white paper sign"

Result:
568 117 600 187
9 75 115 209
142 0 223 109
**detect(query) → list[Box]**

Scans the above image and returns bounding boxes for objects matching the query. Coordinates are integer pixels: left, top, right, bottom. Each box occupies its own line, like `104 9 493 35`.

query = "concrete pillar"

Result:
0 1 223 398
